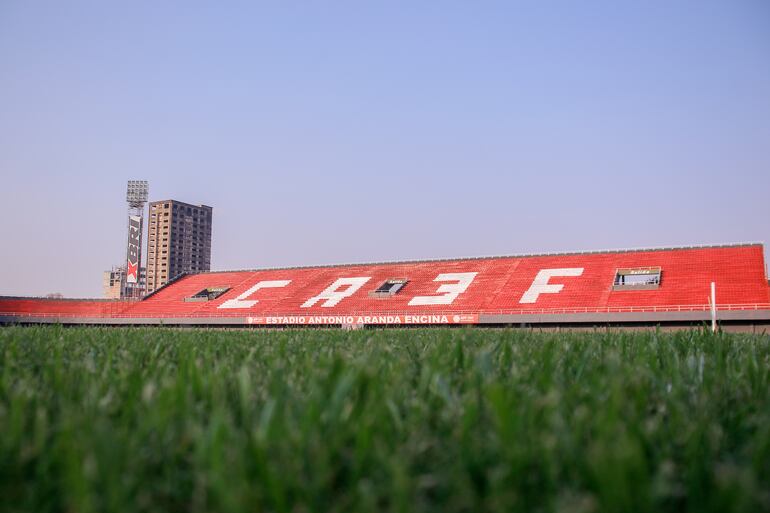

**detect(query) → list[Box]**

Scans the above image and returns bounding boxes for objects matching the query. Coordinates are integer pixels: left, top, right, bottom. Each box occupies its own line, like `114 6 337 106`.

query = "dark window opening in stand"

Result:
613 267 662 291
185 287 231 302
369 278 408 298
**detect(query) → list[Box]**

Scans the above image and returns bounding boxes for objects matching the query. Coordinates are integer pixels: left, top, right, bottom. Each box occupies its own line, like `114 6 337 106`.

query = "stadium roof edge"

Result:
185 242 766 277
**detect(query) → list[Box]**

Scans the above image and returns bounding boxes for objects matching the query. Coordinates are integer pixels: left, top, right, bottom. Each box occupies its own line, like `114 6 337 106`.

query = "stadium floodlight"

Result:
124 180 149 298
126 180 149 208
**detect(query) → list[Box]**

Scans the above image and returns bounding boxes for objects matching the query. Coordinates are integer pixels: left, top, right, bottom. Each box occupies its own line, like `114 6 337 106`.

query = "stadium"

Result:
3 4 770 511
2 242 769 330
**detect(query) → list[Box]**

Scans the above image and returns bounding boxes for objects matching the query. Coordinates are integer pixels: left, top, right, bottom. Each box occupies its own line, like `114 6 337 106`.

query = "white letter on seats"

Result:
519 268 583 304
301 277 371 308
408 272 477 306
218 280 291 309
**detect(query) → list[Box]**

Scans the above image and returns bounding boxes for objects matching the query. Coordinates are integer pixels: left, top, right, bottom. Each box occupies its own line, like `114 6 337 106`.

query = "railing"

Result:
2 304 770 319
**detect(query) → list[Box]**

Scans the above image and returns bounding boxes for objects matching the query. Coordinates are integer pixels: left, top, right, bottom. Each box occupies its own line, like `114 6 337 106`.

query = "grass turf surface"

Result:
0 327 769 513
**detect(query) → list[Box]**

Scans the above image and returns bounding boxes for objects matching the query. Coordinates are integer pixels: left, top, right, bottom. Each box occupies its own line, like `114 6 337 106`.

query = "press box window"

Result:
185 287 231 302
613 267 662 291
369 278 408 298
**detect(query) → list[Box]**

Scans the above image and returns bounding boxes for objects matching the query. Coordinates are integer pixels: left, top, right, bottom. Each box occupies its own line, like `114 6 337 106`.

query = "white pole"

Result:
710 281 717 333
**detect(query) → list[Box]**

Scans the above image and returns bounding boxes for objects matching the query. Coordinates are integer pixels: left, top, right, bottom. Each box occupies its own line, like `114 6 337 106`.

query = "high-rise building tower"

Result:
146 200 213 293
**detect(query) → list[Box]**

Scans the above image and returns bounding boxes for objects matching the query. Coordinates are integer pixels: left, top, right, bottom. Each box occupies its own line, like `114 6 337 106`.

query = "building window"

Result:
613 267 662 290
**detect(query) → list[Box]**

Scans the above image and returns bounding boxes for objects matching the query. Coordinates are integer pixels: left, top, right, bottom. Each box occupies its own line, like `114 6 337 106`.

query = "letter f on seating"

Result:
519 268 584 304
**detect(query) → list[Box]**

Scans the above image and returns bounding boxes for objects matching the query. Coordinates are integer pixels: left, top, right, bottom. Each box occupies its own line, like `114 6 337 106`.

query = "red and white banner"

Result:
246 313 479 325
126 215 142 283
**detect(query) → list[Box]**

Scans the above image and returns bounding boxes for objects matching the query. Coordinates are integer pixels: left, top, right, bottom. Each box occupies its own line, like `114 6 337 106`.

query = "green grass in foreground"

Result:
0 327 769 513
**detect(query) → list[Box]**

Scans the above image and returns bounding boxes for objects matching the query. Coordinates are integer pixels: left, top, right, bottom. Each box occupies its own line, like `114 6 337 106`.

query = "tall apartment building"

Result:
146 200 212 293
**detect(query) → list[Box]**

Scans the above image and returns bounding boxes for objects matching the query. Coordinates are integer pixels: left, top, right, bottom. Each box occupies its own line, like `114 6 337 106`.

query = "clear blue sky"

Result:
1 1 768 297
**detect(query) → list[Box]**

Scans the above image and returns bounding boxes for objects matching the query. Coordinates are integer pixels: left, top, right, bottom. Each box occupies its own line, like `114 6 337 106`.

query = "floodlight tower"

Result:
124 180 149 299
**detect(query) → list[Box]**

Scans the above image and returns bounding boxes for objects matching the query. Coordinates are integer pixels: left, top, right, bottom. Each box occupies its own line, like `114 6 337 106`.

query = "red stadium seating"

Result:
0 299 134 317
2 244 769 325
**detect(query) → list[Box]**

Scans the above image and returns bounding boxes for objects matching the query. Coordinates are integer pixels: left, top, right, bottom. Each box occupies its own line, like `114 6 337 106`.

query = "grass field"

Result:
1 327 769 513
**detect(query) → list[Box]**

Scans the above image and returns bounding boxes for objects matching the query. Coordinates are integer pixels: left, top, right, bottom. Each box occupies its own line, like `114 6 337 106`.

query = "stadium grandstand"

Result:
2 243 769 330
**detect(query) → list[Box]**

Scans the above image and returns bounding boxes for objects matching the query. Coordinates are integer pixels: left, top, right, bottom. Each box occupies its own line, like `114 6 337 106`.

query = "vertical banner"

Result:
126 215 143 284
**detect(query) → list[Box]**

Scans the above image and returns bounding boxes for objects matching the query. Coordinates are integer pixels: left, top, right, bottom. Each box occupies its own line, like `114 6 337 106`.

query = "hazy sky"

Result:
1 1 768 298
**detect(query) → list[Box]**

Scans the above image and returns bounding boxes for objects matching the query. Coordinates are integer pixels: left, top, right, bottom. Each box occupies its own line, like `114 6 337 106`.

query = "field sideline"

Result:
1 327 769 512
